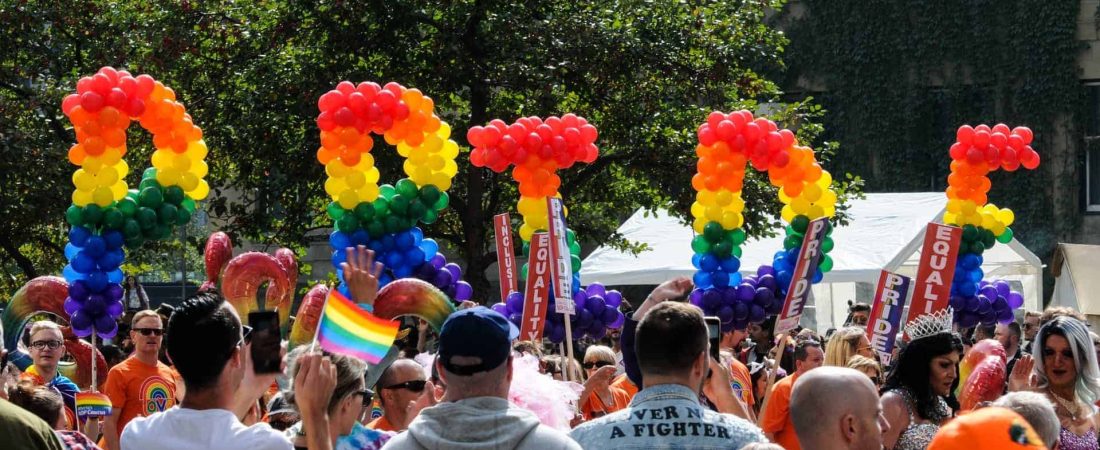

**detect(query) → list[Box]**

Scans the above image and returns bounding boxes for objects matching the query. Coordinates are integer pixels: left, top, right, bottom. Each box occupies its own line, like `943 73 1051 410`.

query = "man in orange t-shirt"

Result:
760 339 823 450
102 311 176 450
721 328 755 409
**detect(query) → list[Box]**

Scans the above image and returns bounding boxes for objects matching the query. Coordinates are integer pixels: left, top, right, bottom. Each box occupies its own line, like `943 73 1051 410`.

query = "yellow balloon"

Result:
100 148 122 166
187 139 209 160
943 212 958 225
693 219 706 235
436 122 452 140
802 183 822 203
691 202 705 220
441 141 460 159
111 181 128 200
83 155 104 173
519 224 536 241
98 166 119 187
396 141 412 157
115 160 130 179
432 174 452 191
781 205 795 223
358 183 380 203
325 177 346 197
337 189 359 209
705 205 722 222
156 167 181 186
423 135 443 153
946 199 962 213
365 167 380 184
807 204 825 219
151 149 172 169
192 160 209 178
778 189 792 205
818 171 833 188
960 200 977 215
73 169 95 190
442 160 458 178
997 208 1015 226
180 172 200 191
189 180 210 200
172 153 192 171
93 187 113 207
791 197 810 215
72 190 92 206
345 171 366 189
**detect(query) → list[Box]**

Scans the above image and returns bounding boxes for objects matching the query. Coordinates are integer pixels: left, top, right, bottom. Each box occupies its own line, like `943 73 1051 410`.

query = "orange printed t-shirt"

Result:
760 372 800 450
102 356 177 433
610 373 639 401
580 385 631 421
729 358 755 407
368 415 396 432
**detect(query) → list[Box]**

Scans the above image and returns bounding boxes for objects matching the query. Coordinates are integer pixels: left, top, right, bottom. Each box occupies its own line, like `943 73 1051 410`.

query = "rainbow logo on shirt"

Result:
75 392 112 418
140 376 175 416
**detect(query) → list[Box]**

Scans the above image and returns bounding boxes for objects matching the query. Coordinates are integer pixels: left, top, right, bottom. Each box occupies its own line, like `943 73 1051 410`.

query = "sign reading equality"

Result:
519 232 552 340
904 223 962 330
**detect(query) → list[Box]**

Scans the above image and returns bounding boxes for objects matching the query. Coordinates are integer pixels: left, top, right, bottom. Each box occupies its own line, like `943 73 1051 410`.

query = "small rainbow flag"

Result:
75 392 112 418
317 291 399 364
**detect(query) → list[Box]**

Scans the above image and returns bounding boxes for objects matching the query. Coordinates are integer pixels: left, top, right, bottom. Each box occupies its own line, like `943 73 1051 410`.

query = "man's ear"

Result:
841 413 858 442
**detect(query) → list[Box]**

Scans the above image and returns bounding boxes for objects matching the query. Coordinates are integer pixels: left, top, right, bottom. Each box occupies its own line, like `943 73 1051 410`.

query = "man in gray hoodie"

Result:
381 307 580 450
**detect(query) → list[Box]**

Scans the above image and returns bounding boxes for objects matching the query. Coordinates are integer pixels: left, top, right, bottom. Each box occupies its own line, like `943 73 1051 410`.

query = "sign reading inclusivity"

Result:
547 197 574 315
904 223 962 330
519 232 552 340
866 270 911 366
494 213 518 303
775 217 830 335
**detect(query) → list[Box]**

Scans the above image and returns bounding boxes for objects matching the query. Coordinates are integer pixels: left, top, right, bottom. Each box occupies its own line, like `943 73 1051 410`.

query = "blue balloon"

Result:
103 231 124 250
85 271 108 292
378 273 393 286
384 251 403 269
351 230 370 246
420 239 439 257
721 257 741 273
393 265 413 279
69 226 91 246
329 231 351 250
337 283 351 299
693 271 713 289
691 253 702 270
969 268 984 282
958 282 978 297
396 231 415 250
381 234 396 251
65 243 80 260
62 265 85 282
107 269 123 283
729 272 743 286
812 270 823 283
405 248 426 266
777 271 793 289
367 239 385 254
331 250 347 267
84 236 106 258
73 253 96 273
572 275 581 293
700 254 719 272
711 270 729 288
410 227 424 243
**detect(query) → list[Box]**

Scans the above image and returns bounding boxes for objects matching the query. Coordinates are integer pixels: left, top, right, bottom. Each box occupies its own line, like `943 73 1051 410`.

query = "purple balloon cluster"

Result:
690 265 784 332
949 279 1024 327
492 283 626 343
62 226 125 339
413 254 473 303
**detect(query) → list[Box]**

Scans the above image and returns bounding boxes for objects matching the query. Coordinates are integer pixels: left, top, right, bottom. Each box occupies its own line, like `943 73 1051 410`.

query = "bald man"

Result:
790 367 889 450
368 358 427 432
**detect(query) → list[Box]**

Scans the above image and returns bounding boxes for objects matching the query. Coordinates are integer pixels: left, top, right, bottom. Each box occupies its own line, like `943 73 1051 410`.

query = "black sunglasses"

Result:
583 361 614 370
383 380 427 392
133 328 164 336
356 389 373 407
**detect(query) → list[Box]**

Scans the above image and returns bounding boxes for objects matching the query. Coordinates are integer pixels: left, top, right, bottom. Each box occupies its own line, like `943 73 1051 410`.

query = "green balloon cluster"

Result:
65 168 195 248
960 224 1008 256
518 228 582 284
781 215 835 273
691 222 747 259
327 177 449 235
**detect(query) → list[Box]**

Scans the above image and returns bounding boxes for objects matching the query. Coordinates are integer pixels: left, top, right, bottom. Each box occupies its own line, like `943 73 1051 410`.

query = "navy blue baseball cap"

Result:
438 307 519 376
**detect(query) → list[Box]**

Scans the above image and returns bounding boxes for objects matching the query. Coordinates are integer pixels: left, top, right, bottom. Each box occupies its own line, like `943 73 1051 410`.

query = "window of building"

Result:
1086 83 1100 212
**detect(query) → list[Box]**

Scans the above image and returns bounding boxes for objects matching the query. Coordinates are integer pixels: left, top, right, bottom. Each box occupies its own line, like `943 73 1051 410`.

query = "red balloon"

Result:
973 130 990 147
949 143 966 160
466 126 485 147
80 92 105 113
580 124 598 143
779 129 796 149
990 132 1007 149
772 150 790 168
698 125 717 146
318 90 345 111
336 81 355 94
966 148 984 164
716 120 736 141
107 88 128 109
134 75 156 98
956 125 975 145
62 94 81 115
1013 126 1033 145
707 111 725 128
334 107 355 127
1021 150 1040 170
992 123 1010 135
76 77 93 94
90 74 112 95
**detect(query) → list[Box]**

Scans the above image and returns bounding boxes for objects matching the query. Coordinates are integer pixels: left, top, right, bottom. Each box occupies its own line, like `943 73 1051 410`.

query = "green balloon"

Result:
82 204 103 226
123 219 142 238
181 198 196 213
327 202 345 220
155 225 172 239
139 178 159 191
997 227 1014 244
164 186 185 205
139 187 163 208
373 198 390 217
142 167 157 180
691 236 711 254
367 220 385 237
118 197 138 217
783 234 801 250
136 207 157 229
569 241 582 255
384 215 403 233
419 185 441 207
703 221 724 243
819 254 834 273
521 241 530 257
729 229 746 246
396 178 418 199
822 237 835 253
125 236 144 248
176 206 192 225
791 215 810 234
712 240 732 258
355 203 374 222
379 184 396 200
732 245 743 258
408 199 427 221
65 205 83 226
519 263 529 283
434 192 449 210
158 204 178 225
422 209 439 224
970 242 985 255
962 225 978 243
390 194 409 216
571 254 582 272
103 207 124 229
336 214 359 232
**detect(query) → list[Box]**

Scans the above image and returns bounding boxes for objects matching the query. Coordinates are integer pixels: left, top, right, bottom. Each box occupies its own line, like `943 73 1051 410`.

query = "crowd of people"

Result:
0 248 1096 449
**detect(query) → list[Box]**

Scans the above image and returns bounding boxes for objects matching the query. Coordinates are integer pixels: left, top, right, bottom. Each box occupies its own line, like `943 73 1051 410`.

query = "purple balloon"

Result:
734 302 749 320
70 311 93 337
97 321 119 339
444 284 458 299
749 305 766 323
994 280 1011 297
980 286 998 300
757 265 776 277
69 281 89 302
589 326 607 340
720 287 739 306
758 274 777 291
609 311 625 329
547 309 563 324
444 263 463 281
688 289 704 306
491 302 509 315
547 323 565 343
702 290 722 311
454 281 473 301
976 296 992 315
998 308 1015 324
734 318 750 330
753 288 773 308
63 297 81 316
94 314 116 333
958 312 979 328
585 283 606 297
605 290 623 308
949 295 966 310
717 306 735 324
416 261 438 279
430 254 446 270
965 296 980 312
1007 292 1024 309
736 284 755 302
585 296 606 313
577 309 594 328
432 269 453 289
573 289 589 306
992 296 1009 312
106 283 124 301
601 305 618 323
508 312 523 325
506 292 524 313
572 324 586 339
84 294 106 315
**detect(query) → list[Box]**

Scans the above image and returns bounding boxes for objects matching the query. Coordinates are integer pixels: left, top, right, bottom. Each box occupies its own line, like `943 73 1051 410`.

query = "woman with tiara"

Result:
879 308 964 450
1010 315 1100 450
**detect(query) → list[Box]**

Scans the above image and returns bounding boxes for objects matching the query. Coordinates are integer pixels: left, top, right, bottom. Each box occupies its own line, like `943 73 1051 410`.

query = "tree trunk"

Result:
0 234 39 280
459 1 494 304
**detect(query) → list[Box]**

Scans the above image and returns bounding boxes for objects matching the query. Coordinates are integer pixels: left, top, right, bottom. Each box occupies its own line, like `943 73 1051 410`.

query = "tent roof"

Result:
580 192 1039 286
1052 243 1100 315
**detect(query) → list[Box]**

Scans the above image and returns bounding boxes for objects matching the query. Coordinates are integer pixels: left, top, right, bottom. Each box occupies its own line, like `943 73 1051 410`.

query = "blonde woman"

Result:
824 326 874 367
847 355 883 388
577 345 630 421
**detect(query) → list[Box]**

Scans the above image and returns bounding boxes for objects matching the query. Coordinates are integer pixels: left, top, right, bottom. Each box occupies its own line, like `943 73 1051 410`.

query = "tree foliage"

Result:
0 0 858 297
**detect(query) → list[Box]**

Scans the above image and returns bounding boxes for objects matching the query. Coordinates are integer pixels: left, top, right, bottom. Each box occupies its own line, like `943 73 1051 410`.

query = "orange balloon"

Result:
317 147 336 165
68 144 87 165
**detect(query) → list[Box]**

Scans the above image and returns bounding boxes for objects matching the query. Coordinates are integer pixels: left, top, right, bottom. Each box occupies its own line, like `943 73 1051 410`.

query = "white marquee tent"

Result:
1050 243 1100 329
580 192 1043 331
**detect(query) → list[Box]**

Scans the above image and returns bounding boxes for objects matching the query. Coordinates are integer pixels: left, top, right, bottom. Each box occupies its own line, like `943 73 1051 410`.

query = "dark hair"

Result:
7 380 62 426
636 302 707 376
166 290 241 391
1006 322 1022 341
793 339 821 362
973 324 996 340
848 301 870 313
881 331 963 419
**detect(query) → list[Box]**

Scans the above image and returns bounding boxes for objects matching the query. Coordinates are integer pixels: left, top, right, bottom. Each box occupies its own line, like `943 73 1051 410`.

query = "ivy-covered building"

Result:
781 1 1100 295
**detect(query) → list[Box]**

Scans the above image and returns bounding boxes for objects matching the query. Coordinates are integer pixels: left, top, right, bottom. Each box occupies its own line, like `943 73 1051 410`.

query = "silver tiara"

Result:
906 307 954 341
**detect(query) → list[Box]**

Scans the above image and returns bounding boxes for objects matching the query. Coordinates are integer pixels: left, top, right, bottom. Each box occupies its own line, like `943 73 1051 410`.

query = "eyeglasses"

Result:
583 361 614 370
31 340 63 350
383 380 427 392
356 389 373 407
133 328 164 336
234 325 254 350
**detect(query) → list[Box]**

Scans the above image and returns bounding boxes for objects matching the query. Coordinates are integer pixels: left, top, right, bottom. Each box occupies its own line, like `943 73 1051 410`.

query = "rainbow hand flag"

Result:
317 291 399 364
75 392 112 418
